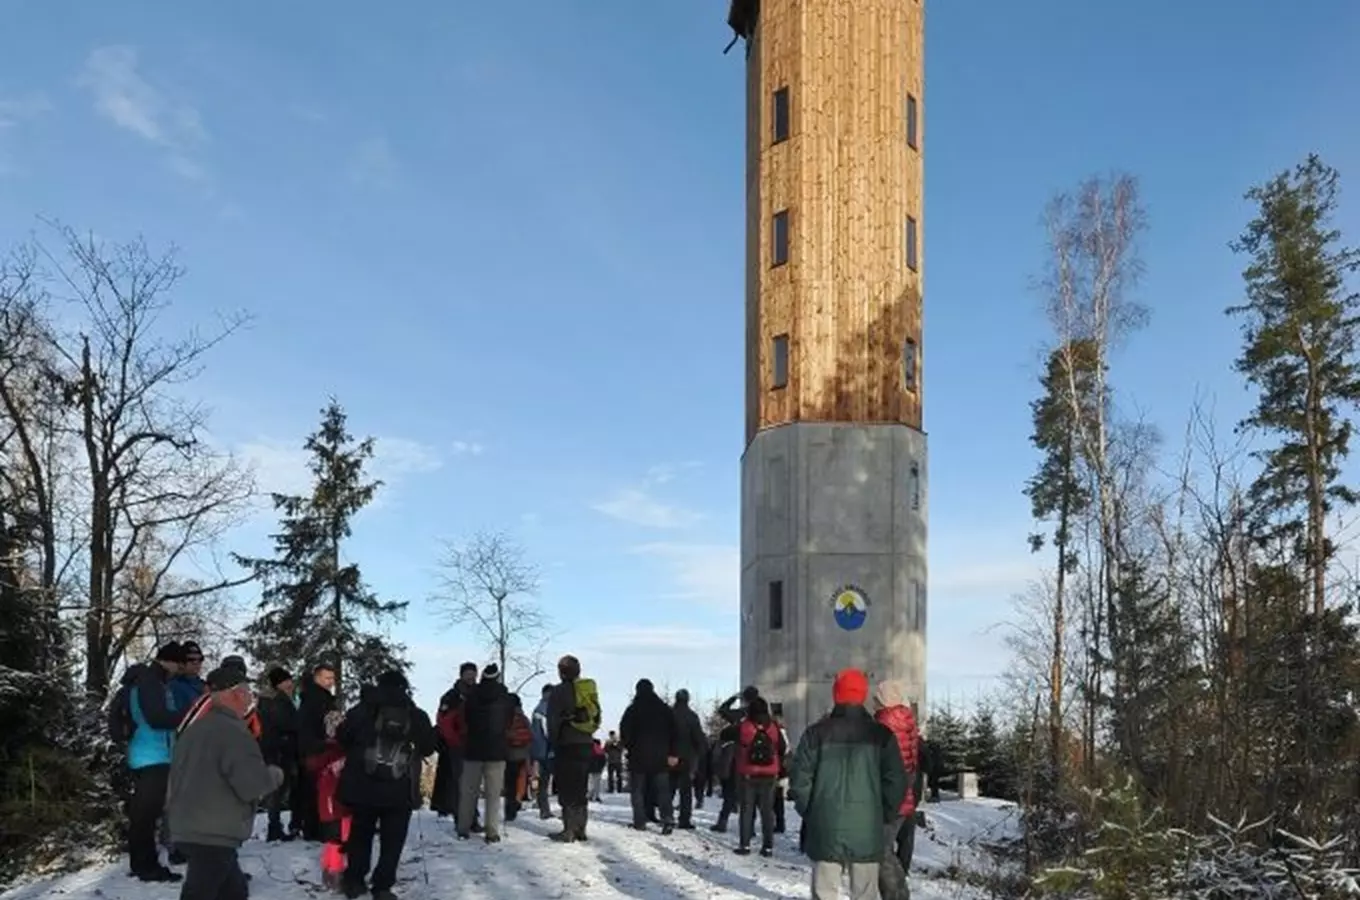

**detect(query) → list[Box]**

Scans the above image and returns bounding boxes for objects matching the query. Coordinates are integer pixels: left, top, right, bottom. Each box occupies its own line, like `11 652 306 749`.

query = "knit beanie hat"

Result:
874 679 907 709
220 655 248 676
482 663 501 681
156 642 186 664
267 667 293 688
832 668 869 706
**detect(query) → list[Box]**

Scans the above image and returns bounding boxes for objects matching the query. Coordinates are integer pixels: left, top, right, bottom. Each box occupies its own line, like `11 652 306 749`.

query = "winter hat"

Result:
874 679 907 709
635 678 654 694
377 670 410 692
482 663 501 681
832 668 870 706
181 641 203 661
558 655 581 681
267 667 294 689
156 642 186 664
220 655 248 676
207 666 248 691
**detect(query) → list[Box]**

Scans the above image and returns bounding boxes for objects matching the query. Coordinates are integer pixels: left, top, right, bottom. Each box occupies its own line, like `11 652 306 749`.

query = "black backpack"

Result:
363 704 414 781
748 725 775 766
107 684 134 744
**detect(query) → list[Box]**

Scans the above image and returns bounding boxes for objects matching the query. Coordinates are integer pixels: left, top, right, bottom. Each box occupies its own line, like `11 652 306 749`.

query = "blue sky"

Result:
2 0 1358 722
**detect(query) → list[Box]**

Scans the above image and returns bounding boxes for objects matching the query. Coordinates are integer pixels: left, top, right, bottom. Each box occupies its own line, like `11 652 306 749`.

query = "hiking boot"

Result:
677 820 696 830
760 846 773 858
661 824 674 835
266 824 287 843
573 806 589 841
538 809 554 820
735 846 751 856
484 831 501 844
710 821 728 833
372 891 397 900
339 876 367 899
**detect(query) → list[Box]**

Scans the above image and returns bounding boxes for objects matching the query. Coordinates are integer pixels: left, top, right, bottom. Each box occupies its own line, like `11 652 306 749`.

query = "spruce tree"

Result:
236 400 408 700
965 703 1004 793
928 703 969 774
1227 154 1360 614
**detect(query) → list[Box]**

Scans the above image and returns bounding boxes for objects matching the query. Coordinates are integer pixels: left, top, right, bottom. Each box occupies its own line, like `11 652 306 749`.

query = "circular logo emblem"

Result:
831 585 869 631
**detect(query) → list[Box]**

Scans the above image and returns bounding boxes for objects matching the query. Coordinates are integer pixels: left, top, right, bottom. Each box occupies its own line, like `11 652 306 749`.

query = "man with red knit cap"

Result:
789 668 907 900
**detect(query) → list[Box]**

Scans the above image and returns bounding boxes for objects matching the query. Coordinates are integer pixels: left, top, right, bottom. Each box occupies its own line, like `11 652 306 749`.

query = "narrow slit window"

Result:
903 337 917 390
772 87 790 143
772 334 789 389
907 94 918 149
906 216 918 271
768 580 784 630
909 462 921 510
772 210 790 267
770 702 784 718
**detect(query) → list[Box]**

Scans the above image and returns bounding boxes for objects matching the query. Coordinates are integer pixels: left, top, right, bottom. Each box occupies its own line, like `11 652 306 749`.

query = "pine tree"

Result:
966 703 1004 794
235 400 408 700
1024 339 1099 782
1226 154 1360 614
928 703 969 774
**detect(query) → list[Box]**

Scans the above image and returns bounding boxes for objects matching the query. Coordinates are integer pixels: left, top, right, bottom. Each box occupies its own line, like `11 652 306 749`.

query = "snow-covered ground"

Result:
3 792 1019 899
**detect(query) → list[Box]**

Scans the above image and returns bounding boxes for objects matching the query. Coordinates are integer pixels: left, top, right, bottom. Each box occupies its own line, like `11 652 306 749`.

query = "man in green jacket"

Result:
789 668 907 900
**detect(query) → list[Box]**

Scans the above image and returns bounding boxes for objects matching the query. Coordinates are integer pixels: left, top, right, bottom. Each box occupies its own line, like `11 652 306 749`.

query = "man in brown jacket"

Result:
168 666 282 900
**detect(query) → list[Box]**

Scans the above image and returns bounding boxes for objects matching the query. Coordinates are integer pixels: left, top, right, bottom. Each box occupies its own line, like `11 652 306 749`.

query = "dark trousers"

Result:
535 759 553 813
896 814 918 871
555 744 591 808
294 759 319 839
178 843 248 900
266 762 296 831
630 771 673 827
716 776 738 826
345 806 412 893
607 763 622 793
773 782 786 832
670 762 695 825
738 776 776 850
127 764 170 874
504 760 523 820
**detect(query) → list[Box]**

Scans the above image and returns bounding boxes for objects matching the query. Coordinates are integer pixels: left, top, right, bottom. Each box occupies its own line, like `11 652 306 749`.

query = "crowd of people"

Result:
108 641 923 900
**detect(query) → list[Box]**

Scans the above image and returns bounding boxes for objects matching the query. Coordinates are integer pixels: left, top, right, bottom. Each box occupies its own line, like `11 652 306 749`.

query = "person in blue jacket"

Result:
531 683 555 819
168 640 207 711
119 641 189 882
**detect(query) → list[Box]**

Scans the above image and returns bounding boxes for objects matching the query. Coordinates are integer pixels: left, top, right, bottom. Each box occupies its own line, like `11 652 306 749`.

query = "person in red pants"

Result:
310 710 351 892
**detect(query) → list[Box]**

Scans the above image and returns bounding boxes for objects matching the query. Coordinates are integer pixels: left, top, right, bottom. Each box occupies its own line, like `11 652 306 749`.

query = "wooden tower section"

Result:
735 0 925 446
730 0 929 742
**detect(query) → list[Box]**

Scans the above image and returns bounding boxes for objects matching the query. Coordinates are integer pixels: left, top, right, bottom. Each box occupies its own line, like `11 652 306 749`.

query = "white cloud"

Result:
592 463 705 529
631 542 738 609
348 136 398 187
451 440 484 456
77 46 203 146
75 46 211 186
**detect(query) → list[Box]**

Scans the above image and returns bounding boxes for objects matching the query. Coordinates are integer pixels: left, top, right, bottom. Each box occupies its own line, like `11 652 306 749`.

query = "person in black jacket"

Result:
294 663 339 841
670 689 707 830
458 663 513 842
258 667 301 842
710 720 741 833
431 662 478 820
717 685 760 725
619 679 679 833
336 670 435 900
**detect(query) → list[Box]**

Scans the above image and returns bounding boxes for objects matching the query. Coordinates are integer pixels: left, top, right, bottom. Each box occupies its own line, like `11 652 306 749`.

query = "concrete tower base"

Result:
740 422 927 742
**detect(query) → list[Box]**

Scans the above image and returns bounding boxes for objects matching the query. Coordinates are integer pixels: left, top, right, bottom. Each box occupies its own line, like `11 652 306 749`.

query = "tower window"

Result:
906 216 918 271
772 210 789 267
768 580 784 630
909 462 921 510
770 702 784 718
907 94 918 149
903 338 917 390
773 87 790 144
772 334 789 388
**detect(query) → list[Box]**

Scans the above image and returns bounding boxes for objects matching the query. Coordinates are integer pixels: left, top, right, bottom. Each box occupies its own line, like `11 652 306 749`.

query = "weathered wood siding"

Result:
745 0 925 445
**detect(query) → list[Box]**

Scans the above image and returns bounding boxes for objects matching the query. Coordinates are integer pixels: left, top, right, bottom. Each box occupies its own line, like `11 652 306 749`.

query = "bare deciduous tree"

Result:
431 531 549 692
38 225 256 696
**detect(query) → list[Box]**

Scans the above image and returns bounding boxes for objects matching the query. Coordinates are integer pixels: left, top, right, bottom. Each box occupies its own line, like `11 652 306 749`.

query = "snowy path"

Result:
3 794 1019 899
